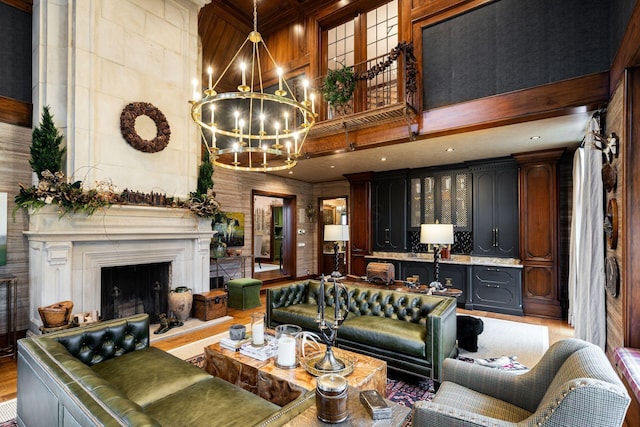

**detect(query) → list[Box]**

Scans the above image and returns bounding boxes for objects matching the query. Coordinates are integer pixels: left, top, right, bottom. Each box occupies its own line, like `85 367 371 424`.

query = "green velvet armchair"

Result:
413 338 631 427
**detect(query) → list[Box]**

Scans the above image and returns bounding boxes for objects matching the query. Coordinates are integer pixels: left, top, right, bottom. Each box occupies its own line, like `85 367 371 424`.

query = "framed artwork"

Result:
323 207 335 225
0 192 6 265
213 211 245 247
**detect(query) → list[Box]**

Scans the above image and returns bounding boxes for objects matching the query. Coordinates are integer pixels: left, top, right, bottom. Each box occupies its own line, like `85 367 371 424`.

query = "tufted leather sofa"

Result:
17 313 314 427
266 280 457 382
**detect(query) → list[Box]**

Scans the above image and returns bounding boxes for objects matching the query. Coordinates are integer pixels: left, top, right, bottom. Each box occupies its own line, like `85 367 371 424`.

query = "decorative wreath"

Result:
120 102 171 153
322 65 356 107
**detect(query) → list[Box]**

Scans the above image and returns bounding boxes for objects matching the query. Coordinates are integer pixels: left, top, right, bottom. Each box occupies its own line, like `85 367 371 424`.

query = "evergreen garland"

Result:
30 105 65 179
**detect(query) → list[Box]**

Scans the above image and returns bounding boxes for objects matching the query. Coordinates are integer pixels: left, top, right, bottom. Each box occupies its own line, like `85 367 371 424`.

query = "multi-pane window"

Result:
327 20 355 70
324 0 399 114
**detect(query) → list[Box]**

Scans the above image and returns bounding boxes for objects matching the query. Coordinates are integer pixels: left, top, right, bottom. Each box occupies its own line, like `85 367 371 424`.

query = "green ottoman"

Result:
227 278 263 310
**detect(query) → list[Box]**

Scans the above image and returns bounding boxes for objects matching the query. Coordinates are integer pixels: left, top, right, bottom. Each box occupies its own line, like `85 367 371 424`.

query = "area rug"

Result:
458 316 549 368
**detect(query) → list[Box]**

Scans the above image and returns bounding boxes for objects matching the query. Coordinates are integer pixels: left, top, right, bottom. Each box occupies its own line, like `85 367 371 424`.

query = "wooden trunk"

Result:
366 262 395 285
193 290 228 321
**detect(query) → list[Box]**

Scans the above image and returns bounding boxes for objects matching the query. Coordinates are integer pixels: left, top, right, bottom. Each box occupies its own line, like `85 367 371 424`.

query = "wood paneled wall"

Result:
0 122 32 333
605 82 624 358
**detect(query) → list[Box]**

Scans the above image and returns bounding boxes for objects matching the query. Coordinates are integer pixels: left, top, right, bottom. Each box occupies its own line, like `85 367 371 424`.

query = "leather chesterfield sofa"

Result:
266 280 458 382
17 313 313 427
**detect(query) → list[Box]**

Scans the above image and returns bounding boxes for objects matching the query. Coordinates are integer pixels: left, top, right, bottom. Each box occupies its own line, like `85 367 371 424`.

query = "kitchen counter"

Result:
367 252 523 268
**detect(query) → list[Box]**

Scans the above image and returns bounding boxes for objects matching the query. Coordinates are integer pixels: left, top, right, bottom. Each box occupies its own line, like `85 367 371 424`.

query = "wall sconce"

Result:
306 203 316 222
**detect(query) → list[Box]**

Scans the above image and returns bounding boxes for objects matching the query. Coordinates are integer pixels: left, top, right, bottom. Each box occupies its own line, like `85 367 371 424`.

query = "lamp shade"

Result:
420 224 454 245
324 224 349 242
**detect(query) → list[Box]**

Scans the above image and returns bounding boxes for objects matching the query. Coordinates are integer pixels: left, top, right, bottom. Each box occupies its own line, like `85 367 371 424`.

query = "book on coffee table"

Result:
220 336 251 352
239 337 277 361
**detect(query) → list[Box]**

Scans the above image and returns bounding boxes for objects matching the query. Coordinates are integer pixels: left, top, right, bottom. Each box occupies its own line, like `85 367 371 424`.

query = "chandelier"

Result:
189 0 316 172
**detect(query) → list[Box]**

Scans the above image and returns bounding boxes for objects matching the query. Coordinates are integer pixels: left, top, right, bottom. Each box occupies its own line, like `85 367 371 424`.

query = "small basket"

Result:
38 301 74 328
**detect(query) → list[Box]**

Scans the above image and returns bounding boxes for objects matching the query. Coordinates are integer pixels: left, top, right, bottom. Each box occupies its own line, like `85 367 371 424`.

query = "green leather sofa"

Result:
266 280 458 382
17 313 313 427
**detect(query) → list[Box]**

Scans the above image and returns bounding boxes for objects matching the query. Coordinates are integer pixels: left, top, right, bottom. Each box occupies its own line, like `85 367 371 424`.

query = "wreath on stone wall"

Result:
120 102 171 153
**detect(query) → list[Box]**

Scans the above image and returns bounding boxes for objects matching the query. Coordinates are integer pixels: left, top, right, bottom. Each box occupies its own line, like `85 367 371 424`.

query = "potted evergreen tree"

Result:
30 105 65 181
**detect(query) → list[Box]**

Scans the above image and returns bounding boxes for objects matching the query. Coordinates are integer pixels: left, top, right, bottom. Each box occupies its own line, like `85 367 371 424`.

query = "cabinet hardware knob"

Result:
487 267 500 272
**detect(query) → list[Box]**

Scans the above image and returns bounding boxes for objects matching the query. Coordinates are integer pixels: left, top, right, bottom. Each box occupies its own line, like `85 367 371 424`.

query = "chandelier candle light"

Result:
420 223 454 290
189 0 316 172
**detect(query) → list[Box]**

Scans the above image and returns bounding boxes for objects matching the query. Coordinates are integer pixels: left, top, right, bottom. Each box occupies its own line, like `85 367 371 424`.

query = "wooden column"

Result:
514 149 564 319
344 172 373 276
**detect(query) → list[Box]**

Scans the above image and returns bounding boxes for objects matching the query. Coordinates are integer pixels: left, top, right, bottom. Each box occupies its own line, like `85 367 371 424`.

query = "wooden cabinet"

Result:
372 171 407 252
471 160 519 257
408 168 471 231
514 149 563 318
471 266 523 315
345 172 373 276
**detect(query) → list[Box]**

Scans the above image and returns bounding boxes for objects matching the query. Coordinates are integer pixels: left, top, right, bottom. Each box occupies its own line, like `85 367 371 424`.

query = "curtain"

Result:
568 117 606 349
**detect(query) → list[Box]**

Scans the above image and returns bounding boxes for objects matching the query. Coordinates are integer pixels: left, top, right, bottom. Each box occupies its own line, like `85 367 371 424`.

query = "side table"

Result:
0 275 17 359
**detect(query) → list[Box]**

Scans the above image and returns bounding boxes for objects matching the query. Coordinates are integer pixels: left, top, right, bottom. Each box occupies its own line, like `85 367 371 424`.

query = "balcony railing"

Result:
309 42 418 138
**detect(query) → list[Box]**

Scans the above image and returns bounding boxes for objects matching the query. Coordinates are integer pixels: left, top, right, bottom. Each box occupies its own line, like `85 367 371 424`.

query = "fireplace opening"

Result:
101 262 171 323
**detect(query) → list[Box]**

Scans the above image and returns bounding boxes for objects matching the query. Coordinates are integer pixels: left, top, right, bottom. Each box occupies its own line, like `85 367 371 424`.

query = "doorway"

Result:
253 191 296 283
318 196 349 276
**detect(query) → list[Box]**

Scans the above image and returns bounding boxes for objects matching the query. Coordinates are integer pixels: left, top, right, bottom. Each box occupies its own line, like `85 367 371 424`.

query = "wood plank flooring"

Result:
0 281 575 403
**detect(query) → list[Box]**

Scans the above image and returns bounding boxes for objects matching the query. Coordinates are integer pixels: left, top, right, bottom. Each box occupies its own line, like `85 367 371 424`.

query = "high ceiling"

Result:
198 1 594 183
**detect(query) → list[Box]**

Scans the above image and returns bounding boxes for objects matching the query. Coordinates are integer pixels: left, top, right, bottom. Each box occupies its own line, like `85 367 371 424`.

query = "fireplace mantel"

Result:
25 205 214 333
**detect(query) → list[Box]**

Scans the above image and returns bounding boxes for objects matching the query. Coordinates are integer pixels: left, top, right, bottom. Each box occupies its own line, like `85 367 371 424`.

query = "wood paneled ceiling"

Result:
199 0 335 90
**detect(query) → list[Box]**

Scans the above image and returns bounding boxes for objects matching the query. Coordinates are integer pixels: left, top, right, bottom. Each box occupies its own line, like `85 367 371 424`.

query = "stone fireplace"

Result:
25 205 212 334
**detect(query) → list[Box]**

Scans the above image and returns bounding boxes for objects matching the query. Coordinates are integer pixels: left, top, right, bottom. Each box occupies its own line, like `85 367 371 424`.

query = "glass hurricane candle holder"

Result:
275 324 302 368
251 312 266 347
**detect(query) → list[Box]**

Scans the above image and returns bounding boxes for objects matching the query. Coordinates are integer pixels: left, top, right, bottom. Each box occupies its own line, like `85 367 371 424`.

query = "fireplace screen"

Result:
101 262 170 323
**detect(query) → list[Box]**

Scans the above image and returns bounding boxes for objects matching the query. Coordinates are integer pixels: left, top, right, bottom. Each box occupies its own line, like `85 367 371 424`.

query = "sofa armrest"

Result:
252 390 315 426
267 281 316 326
426 296 457 382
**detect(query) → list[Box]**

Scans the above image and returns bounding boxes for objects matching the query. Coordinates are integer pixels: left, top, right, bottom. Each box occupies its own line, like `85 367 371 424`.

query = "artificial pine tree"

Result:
196 148 214 196
30 105 65 179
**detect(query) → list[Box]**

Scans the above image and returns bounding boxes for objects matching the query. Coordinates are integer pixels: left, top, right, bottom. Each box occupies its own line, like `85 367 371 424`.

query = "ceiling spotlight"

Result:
381 157 387 162
530 136 541 140
446 147 454 152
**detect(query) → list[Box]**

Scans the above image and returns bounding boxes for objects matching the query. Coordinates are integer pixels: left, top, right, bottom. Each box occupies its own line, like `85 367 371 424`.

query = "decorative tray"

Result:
301 350 356 377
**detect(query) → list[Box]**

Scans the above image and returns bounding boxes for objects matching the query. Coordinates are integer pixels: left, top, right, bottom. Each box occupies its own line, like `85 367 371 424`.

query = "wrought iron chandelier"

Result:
189 0 316 172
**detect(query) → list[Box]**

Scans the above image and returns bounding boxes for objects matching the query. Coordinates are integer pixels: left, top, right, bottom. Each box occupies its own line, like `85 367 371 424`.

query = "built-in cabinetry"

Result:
372 171 407 252
408 168 471 231
471 265 523 315
514 149 563 319
470 160 519 257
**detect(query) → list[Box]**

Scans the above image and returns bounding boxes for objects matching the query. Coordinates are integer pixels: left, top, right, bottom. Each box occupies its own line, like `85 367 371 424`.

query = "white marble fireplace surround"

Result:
25 205 213 334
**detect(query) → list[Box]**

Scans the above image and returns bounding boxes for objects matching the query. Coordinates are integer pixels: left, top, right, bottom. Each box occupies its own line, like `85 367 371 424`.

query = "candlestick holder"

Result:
314 275 350 372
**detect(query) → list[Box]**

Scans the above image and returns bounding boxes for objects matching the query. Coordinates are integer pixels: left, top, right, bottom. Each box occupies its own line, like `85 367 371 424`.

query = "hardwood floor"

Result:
0 280 575 403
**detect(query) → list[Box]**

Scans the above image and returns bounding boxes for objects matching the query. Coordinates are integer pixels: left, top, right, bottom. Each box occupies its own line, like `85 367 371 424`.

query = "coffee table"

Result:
204 340 387 406
282 385 410 427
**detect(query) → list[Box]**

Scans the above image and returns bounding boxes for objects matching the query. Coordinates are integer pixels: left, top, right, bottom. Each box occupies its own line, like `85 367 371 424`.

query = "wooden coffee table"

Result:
204 340 387 406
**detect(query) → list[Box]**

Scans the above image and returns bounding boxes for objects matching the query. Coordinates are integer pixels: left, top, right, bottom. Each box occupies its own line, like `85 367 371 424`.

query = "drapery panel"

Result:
568 117 606 349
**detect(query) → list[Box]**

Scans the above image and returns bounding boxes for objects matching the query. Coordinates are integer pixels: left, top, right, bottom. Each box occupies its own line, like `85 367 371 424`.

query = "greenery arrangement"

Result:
322 64 356 107
30 106 65 179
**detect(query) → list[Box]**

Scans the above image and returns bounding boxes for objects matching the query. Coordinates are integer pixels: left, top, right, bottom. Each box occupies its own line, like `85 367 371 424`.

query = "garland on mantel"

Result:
14 170 220 219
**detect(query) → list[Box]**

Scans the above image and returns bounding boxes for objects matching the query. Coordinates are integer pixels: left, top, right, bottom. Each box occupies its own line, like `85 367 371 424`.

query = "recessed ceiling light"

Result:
330 165 335 168
530 136 541 140
381 157 387 162
446 147 454 152
288 171 293 174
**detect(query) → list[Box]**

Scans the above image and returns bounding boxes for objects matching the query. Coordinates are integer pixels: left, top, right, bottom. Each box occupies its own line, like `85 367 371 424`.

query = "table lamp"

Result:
420 223 454 289
324 224 349 278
